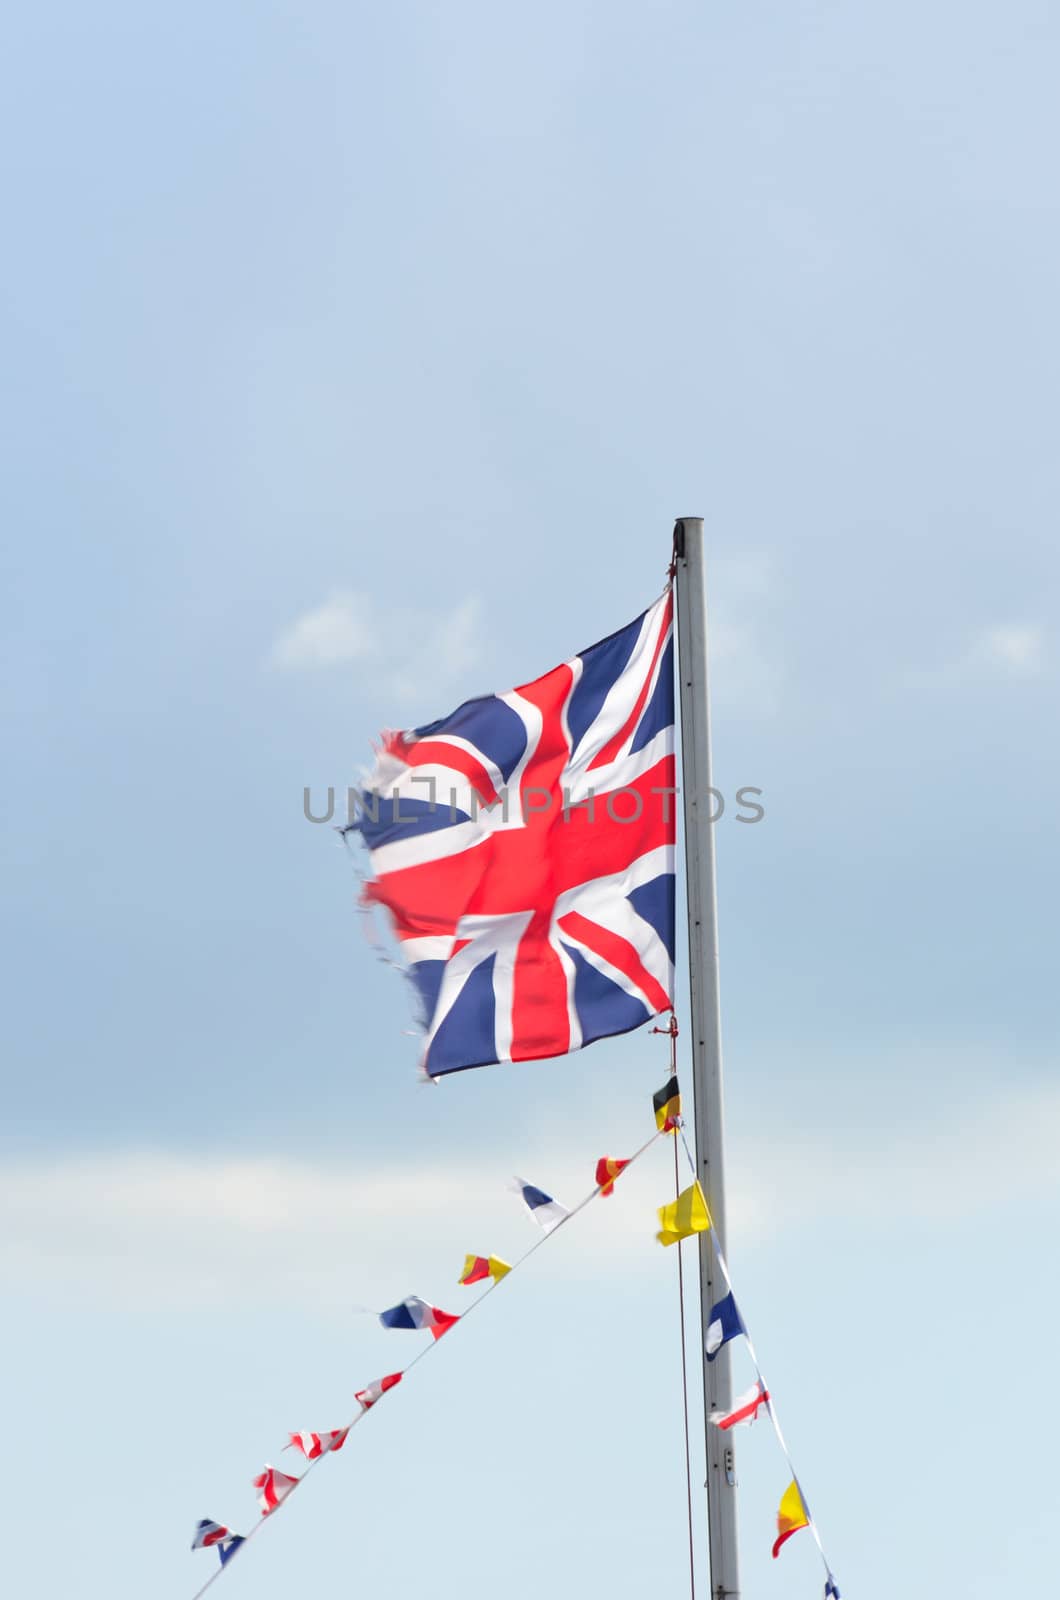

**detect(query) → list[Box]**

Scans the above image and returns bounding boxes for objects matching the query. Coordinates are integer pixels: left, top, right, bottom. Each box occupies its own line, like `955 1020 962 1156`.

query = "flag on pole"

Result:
595 1156 630 1196
356 1372 403 1409
512 1177 569 1232
379 1296 460 1339
191 1520 232 1551
709 1381 769 1430
705 1292 745 1360
459 1254 512 1285
218 1536 245 1567
825 1580 841 1598
772 1480 810 1558
652 1074 681 1132
656 1180 711 1246
253 1466 299 1516
354 592 676 1076
287 1428 350 1460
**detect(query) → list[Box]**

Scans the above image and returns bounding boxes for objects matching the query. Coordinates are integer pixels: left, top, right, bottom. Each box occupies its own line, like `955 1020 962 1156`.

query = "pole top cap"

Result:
672 517 703 559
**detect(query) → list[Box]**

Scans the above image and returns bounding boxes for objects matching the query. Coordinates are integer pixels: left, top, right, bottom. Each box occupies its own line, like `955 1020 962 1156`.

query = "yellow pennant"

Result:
656 1180 712 1246
772 1480 810 1558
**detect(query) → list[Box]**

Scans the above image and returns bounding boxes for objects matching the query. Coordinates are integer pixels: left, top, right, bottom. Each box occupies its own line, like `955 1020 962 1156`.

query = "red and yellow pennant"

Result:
595 1156 630 1196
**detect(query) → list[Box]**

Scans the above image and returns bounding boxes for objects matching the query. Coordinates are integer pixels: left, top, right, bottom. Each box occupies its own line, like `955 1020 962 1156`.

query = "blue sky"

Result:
3 2 1058 1597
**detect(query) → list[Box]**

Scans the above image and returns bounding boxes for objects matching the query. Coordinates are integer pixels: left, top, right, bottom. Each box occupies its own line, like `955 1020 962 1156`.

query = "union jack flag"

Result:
355 591 676 1076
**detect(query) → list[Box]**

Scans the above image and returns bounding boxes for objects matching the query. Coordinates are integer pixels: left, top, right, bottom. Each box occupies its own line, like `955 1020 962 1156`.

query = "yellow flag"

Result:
772 1479 810 1558
656 1180 712 1246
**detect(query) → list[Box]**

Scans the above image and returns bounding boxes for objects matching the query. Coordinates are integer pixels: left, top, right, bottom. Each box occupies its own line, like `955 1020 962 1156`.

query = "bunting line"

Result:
188 1125 667 1600
188 1074 842 1599
676 1127 840 1594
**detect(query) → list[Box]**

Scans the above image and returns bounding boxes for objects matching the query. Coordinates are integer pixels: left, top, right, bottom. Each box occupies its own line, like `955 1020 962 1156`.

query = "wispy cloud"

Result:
729 1079 1060 1238
0 1147 660 1312
269 564 777 715
270 590 376 669
269 590 483 707
972 623 1046 677
5 1081 1057 1312
912 621 1049 687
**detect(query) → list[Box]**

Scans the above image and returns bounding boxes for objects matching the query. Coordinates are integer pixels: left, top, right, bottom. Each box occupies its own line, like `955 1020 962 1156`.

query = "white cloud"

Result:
730 1079 1060 1238
268 563 776 715
5 1081 1058 1312
0 1147 657 1312
270 590 376 669
269 590 483 707
974 623 1046 677
912 622 1049 688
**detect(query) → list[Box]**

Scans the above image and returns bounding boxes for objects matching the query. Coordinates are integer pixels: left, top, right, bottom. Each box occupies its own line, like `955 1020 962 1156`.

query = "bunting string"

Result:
189 1125 667 1600
676 1126 840 1594
187 1062 842 1600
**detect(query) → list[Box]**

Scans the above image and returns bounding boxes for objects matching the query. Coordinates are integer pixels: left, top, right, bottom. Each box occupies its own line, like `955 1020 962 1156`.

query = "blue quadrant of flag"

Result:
705 1292 745 1360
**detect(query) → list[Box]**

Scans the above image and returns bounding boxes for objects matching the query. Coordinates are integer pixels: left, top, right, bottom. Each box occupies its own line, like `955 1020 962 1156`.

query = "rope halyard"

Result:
655 1012 697 1600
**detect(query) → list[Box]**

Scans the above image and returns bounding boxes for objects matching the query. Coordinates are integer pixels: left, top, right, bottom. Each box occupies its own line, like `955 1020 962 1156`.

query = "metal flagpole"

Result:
673 516 741 1600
